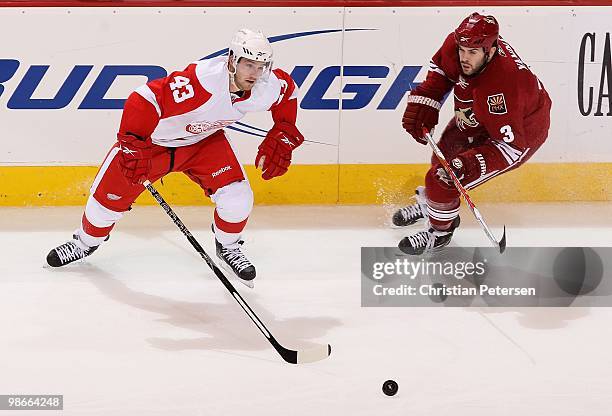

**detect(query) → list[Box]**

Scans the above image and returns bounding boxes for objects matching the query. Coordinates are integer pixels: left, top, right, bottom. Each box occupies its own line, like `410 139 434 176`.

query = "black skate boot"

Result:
392 186 428 226
215 239 256 288
46 233 104 267
398 216 460 255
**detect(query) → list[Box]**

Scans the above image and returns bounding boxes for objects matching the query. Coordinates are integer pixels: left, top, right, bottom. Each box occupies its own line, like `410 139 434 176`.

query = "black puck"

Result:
382 379 398 396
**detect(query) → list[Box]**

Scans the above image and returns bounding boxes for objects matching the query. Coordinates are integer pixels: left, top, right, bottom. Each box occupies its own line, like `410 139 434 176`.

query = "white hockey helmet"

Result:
228 28 273 81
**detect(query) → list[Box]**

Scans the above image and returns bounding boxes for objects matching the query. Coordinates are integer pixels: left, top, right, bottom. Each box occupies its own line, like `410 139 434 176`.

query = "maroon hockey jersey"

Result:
415 33 552 163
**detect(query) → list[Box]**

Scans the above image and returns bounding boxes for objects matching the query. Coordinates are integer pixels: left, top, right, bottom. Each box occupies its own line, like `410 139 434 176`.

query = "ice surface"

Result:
1 203 611 415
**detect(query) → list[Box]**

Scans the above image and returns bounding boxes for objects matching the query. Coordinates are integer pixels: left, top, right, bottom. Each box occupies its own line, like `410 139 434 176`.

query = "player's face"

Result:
458 45 488 76
233 58 268 91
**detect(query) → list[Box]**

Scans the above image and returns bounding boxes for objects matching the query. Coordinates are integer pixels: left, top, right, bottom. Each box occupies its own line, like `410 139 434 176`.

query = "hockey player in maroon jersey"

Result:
46 29 304 288
393 12 552 254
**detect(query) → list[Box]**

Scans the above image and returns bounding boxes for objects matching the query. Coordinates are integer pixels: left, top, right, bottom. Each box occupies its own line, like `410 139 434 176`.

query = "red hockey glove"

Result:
402 94 441 145
434 156 467 189
255 122 304 180
117 132 153 184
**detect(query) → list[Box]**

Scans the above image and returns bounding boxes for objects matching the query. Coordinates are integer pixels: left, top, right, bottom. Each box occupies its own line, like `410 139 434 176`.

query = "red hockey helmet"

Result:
454 12 499 52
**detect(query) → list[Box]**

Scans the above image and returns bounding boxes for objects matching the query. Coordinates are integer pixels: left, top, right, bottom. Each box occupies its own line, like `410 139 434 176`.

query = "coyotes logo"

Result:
456 75 469 89
487 93 508 114
455 107 479 130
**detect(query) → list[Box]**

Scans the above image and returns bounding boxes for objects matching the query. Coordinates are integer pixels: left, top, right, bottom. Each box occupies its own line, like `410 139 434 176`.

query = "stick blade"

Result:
297 344 332 364
276 341 331 364
498 226 507 253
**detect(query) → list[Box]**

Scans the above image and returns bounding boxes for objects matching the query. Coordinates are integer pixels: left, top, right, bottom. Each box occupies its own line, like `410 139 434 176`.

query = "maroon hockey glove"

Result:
255 122 304 180
117 132 153 184
402 94 441 145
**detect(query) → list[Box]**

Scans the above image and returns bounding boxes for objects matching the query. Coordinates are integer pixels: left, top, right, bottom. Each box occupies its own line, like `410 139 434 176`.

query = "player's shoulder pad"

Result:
479 56 522 94
268 68 298 108
442 32 457 50
430 33 461 82
436 32 459 61
272 68 298 97
144 62 199 97
192 57 228 91
472 69 521 117
141 61 212 119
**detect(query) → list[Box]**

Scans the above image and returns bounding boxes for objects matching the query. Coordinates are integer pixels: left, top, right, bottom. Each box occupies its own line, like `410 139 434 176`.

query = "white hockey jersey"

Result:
133 56 298 147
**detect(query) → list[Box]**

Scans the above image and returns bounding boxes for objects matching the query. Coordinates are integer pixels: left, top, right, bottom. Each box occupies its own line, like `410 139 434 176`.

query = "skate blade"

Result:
217 259 255 289
390 221 424 229
42 258 88 269
403 245 450 257
390 217 426 229
239 279 254 289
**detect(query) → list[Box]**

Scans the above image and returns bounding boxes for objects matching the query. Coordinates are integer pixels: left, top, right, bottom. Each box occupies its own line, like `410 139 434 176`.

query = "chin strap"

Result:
475 48 497 75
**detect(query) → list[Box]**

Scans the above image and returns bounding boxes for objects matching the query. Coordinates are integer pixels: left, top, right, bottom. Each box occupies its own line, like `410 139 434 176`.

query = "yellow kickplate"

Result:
0 163 610 206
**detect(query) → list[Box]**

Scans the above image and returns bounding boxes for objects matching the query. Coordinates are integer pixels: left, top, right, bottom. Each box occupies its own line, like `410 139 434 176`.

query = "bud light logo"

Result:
0 29 426 136
0 61 166 110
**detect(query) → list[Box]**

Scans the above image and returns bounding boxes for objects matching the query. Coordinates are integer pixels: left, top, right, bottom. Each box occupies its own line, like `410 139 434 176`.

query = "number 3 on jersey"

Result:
169 76 194 103
500 124 515 143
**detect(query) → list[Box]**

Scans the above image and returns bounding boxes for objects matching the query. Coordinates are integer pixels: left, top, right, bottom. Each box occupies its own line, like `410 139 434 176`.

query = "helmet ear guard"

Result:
227 51 237 76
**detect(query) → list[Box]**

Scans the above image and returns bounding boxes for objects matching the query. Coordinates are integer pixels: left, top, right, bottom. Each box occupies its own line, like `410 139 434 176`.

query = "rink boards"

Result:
0 5 611 204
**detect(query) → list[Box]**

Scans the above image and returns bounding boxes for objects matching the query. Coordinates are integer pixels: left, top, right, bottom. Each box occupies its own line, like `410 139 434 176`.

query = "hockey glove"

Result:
117 132 153 184
402 94 441 145
255 122 304 180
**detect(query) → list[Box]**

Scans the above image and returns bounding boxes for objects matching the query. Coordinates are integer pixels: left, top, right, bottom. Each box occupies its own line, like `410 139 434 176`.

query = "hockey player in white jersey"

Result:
46 29 304 288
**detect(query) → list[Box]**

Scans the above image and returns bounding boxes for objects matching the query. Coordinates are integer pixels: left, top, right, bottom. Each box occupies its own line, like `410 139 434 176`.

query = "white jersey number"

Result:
500 125 515 143
169 76 194 103
274 79 288 106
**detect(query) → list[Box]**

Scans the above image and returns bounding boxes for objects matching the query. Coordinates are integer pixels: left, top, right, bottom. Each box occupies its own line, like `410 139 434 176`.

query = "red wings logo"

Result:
186 120 236 134
487 93 507 114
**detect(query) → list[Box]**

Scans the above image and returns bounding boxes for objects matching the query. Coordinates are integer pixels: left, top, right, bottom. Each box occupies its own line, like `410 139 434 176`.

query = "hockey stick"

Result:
423 129 506 253
143 180 331 364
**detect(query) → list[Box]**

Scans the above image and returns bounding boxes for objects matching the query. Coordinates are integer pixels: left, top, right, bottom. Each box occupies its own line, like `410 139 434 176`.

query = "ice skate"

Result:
216 239 256 288
392 186 427 227
398 217 460 255
392 186 428 227
46 233 103 267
